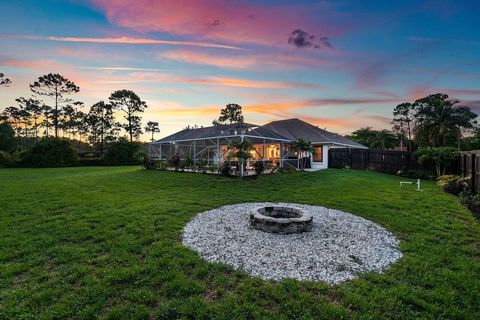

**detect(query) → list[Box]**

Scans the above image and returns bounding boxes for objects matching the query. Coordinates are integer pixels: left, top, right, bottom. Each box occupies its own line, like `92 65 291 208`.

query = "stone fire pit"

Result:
250 206 313 234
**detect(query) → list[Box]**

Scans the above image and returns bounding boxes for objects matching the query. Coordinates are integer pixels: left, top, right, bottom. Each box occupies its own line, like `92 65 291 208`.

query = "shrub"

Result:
253 161 265 175
158 160 168 171
78 158 105 166
195 160 208 173
415 147 458 176
460 191 480 219
0 151 21 168
206 164 218 173
21 137 78 167
0 122 16 152
437 175 468 196
219 161 231 177
104 138 142 165
181 156 194 170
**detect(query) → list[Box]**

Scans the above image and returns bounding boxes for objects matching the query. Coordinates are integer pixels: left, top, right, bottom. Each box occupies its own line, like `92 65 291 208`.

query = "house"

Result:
149 118 366 170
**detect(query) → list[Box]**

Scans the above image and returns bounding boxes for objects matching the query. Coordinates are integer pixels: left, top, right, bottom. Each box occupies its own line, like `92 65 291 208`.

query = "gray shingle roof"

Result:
153 118 367 148
262 118 367 148
153 122 289 143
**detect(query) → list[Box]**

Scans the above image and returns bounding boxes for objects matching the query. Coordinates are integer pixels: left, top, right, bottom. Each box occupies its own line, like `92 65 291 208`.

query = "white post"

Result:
280 141 284 168
262 139 265 164
240 135 244 177
193 141 196 167
216 138 220 164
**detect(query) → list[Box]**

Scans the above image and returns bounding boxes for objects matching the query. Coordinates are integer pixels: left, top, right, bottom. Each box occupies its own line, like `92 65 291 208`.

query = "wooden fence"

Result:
460 151 480 193
328 148 460 175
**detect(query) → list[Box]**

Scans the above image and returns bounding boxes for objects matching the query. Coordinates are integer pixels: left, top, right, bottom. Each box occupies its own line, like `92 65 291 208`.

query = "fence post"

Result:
463 154 467 177
471 154 476 193
364 150 369 170
349 148 353 168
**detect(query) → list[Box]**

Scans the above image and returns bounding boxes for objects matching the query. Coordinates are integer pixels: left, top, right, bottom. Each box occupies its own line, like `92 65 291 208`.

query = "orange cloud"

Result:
188 77 319 89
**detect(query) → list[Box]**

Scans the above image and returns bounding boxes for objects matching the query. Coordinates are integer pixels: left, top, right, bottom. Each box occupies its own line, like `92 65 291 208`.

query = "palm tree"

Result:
291 138 314 171
227 138 253 177
414 93 477 147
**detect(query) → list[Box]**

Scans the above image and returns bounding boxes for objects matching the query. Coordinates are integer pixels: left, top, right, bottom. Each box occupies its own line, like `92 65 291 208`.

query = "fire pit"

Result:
250 206 313 234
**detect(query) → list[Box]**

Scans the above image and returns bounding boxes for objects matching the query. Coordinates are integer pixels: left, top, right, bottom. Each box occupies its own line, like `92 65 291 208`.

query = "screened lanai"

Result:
149 122 297 168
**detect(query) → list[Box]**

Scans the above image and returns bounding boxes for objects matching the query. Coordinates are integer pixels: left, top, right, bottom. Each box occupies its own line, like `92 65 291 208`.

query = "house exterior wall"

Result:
310 144 329 170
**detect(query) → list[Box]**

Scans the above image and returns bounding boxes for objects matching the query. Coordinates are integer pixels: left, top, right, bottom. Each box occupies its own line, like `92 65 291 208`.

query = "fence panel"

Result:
329 148 460 176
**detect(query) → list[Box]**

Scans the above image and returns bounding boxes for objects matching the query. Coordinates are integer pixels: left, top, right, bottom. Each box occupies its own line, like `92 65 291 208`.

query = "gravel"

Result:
182 203 402 284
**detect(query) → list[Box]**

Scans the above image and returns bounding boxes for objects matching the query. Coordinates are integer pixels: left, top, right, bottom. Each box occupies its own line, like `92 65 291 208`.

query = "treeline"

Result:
0 72 160 167
346 93 478 151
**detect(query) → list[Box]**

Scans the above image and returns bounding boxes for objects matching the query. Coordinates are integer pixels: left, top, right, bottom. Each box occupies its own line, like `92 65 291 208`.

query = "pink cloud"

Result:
158 50 258 69
1 34 242 50
157 49 337 70
89 0 346 47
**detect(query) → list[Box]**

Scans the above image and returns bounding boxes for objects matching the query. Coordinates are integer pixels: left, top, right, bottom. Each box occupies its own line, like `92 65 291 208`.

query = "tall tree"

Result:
145 121 160 142
87 101 116 155
30 73 80 138
392 102 415 151
16 97 42 138
413 93 477 147
109 90 147 142
0 73 11 87
213 103 244 125
74 110 87 141
2 106 23 136
41 105 53 137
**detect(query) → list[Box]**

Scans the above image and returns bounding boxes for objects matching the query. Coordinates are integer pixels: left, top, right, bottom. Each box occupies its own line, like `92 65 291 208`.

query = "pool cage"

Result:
149 123 301 175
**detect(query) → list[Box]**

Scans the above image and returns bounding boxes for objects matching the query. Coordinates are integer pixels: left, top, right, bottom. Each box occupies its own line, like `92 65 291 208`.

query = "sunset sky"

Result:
1 0 480 140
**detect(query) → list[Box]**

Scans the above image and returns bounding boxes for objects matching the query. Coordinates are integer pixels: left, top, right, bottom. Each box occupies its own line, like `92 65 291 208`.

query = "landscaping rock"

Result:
182 203 402 284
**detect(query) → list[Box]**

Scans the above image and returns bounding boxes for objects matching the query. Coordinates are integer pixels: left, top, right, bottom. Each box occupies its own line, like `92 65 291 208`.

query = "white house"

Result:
149 118 366 170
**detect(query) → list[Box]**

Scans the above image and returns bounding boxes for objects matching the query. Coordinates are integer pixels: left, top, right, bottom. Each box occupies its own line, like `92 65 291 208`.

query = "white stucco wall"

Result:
310 144 329 170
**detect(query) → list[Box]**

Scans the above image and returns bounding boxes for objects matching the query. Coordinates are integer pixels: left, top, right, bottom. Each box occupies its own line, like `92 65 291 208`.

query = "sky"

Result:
1 0 480 140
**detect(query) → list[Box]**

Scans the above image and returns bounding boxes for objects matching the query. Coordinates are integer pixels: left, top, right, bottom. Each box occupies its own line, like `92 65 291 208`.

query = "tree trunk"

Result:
55 85 58 138
128 110 133 142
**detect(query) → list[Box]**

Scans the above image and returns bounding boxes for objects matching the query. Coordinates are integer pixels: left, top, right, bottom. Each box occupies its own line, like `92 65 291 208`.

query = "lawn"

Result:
0 167 479 319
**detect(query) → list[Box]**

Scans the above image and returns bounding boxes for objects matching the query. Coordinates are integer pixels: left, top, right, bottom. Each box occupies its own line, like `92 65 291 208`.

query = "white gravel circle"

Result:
182 203 402 284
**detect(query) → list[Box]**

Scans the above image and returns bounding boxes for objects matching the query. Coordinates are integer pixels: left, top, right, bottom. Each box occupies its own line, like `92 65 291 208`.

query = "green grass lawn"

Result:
1 167 479 319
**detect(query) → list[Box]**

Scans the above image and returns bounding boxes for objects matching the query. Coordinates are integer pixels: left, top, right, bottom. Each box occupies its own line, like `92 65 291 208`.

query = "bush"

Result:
181 156 194 170
21 137 78 167
0 122 16 152
253 161 265 175
195 160 208 173
104 138 142 165
415 147 458 176
437 175 468 196
0 151 21 168
460 191 480 219
79 158 105 166
219 161 231 177
206 164 218 173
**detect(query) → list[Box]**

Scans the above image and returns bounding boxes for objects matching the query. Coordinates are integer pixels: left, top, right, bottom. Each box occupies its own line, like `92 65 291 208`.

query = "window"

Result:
313 146 323 162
